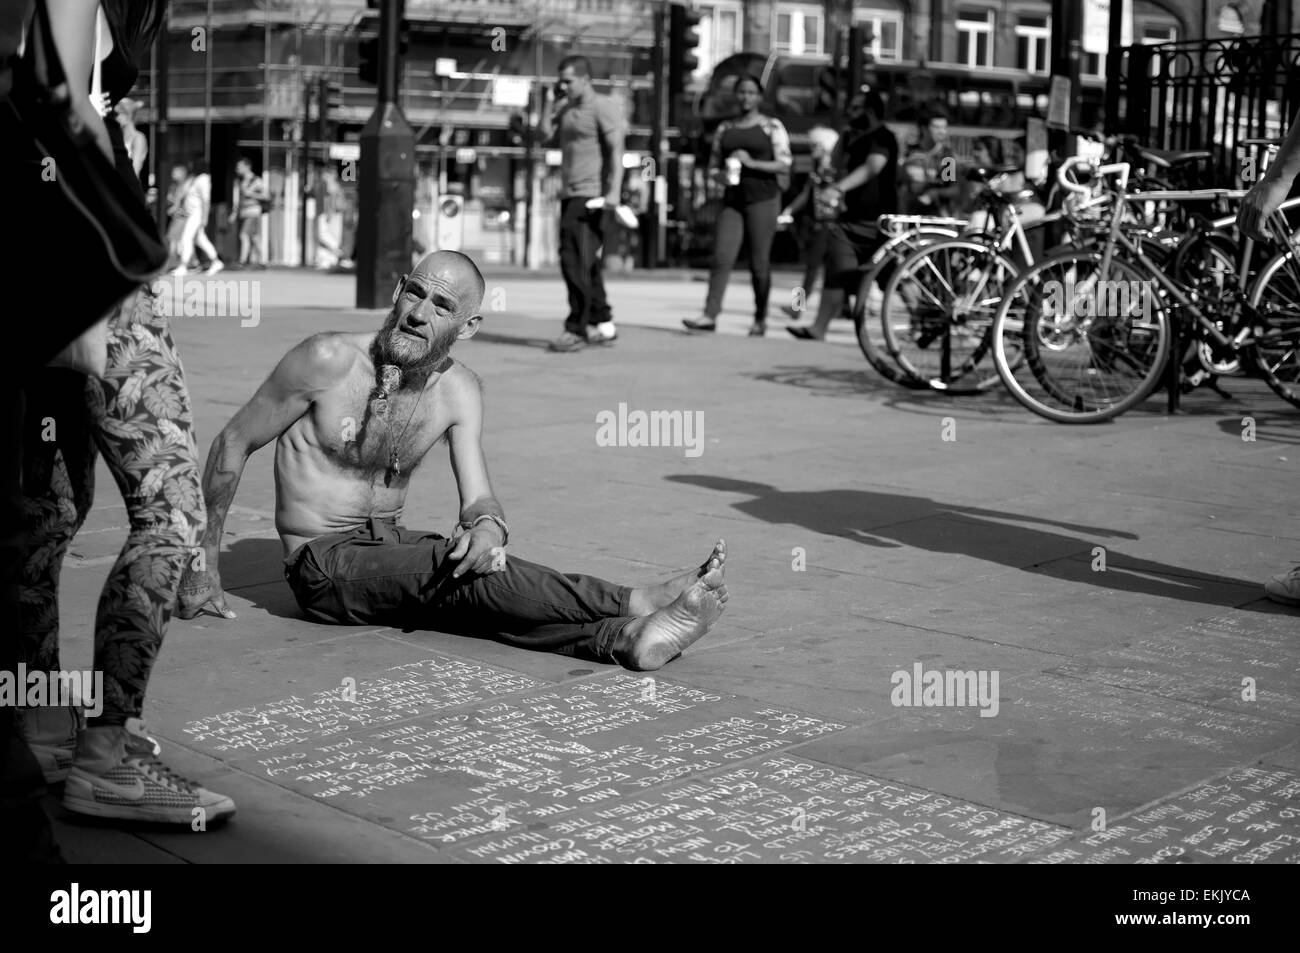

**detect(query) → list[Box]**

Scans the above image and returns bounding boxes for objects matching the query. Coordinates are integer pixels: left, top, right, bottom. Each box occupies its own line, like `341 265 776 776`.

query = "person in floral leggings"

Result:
19 285 235 825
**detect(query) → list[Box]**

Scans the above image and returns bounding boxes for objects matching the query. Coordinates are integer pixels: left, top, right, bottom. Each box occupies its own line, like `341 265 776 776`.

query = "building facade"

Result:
134 0 1294 267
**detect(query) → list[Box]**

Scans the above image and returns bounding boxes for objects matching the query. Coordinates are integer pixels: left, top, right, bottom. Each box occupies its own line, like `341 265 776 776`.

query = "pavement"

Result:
44 266 1300 864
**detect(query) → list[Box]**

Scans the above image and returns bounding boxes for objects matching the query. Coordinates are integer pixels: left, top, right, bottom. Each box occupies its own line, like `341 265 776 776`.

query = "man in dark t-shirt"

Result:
789 90 899 340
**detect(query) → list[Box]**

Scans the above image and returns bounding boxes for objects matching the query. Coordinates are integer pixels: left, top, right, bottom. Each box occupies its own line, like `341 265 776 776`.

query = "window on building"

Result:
1218 4 1245 34
853 7 904 62
1015 13 1050 74
774 3 825 55
957 9 995 68
1141 23 1178 44
697 1 744 78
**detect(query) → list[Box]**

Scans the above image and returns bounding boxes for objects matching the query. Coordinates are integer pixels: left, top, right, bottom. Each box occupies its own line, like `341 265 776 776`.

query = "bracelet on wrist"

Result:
457 514 509 546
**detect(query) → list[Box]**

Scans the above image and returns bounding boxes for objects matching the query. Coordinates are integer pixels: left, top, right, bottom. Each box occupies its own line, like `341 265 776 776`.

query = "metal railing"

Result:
1116 33 1300 185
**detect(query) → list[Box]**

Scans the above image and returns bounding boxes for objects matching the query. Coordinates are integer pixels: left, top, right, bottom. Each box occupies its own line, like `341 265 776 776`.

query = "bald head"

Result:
375 250 486 375
410 250 486 319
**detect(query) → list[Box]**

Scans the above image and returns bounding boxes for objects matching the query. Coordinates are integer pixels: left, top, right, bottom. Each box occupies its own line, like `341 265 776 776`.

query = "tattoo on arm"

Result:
200 430 247 553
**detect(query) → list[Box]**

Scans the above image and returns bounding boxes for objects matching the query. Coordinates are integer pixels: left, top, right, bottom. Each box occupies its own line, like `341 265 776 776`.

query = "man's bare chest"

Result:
310 376 448 479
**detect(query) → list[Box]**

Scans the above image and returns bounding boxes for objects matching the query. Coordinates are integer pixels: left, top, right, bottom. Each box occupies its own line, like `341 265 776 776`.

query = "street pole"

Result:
1104 0 1124 136
355 0 416 308
153 5 170 237
300 79 313 267
1050 0 1083 157
646 1 665 269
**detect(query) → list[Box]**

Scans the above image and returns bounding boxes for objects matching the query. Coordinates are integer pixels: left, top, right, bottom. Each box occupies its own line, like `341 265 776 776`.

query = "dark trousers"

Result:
704 197 781 322
559 197 613 335
285 519 635 662
799 221 830 300
810 222 888 336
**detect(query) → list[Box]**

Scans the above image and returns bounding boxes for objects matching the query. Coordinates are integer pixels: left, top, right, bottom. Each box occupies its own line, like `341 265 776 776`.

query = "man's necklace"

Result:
372 357 452 477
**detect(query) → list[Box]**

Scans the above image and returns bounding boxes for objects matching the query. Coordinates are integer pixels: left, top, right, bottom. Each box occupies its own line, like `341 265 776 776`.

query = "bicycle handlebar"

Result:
1056 155 1131 196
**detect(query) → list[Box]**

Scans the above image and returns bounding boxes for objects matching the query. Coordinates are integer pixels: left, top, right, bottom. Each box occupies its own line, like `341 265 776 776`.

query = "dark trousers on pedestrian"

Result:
559 197 613 336
809 222 888 337
703 197 781 322
284 518 635 663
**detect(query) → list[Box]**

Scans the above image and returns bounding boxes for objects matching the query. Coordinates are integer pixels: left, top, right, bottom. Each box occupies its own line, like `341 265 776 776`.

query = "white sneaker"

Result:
1264 565 1300 606
590 321 618 344
169 266 188 277
18 705 83 784
205 259 224 276
63 718 236 825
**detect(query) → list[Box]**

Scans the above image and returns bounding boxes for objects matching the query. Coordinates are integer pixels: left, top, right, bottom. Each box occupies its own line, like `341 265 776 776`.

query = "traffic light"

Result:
668 2 701 99
817 64 840 114
319 77 342 140
359 36 379 85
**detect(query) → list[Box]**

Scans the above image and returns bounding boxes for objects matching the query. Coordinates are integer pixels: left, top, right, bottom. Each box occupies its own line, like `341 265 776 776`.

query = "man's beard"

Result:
374 310 460 377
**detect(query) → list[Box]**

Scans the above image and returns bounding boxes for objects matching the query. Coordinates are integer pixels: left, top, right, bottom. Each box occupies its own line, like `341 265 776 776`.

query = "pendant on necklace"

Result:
390 449 401 476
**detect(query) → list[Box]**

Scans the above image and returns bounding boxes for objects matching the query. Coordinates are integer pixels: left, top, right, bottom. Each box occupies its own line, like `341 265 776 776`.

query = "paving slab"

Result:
36 272 1300 863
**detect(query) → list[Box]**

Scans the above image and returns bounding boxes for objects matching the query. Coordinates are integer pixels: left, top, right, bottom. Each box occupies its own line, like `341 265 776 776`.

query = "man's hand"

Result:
176 562 236 620
448 524 507 579
1237 177 1291 242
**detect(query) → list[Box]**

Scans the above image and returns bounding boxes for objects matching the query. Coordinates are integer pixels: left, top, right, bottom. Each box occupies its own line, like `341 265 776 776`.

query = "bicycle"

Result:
874 165 1061 393
991 155 1300 423
851 213 968 387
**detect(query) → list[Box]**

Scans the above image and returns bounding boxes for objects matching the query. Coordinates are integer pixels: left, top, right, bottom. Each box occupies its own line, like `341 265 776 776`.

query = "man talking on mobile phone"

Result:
537 55 625 353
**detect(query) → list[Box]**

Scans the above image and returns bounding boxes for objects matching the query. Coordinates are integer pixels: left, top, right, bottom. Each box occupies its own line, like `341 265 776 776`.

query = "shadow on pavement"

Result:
1215 410 1300 444
668 474 1275 610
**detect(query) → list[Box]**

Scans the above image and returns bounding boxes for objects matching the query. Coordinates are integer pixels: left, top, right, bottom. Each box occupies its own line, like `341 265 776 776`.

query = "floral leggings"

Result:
20 286 205 727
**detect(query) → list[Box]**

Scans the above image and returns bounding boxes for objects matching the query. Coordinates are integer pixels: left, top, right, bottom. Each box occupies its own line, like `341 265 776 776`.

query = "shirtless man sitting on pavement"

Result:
176 250 728 670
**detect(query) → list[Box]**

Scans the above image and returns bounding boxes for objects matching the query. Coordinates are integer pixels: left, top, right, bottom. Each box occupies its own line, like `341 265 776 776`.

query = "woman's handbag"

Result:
5 0 166 369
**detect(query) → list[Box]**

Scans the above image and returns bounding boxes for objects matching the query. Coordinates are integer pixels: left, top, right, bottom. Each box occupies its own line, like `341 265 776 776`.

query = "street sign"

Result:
1047 76 1071 129
1083 0 1132 55
435 58 457 77
455 147 477 164
492 77 531 107
328 142 361 161
545 149 562 166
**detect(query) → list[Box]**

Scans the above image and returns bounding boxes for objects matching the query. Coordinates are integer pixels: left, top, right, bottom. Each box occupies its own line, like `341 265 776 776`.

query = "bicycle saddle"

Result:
1138 145 1211 169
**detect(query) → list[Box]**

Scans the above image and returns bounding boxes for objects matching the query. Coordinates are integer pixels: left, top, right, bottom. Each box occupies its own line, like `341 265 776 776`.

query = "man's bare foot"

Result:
613 565 729 671
627 539 726 616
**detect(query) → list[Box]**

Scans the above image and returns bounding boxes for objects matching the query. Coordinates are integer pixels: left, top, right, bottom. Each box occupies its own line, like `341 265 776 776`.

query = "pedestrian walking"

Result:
13 0 235 828
779 123 839 320
538 55 625 353
173 160 222 275
683 75 792 337
1237 103 1300 607
166 160 202 275
230 155 269 268
787 89 899 341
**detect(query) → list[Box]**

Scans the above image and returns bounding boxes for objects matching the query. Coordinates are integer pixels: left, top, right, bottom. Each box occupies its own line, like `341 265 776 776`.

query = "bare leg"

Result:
612 564 728 671
627 539 726 616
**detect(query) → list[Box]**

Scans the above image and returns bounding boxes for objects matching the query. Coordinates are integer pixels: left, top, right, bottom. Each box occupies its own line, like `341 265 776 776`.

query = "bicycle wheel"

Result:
1246 249 1300 409
1170 232 1244 377
992 247 1171 423
853 229 957 387
880 239 1020 393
